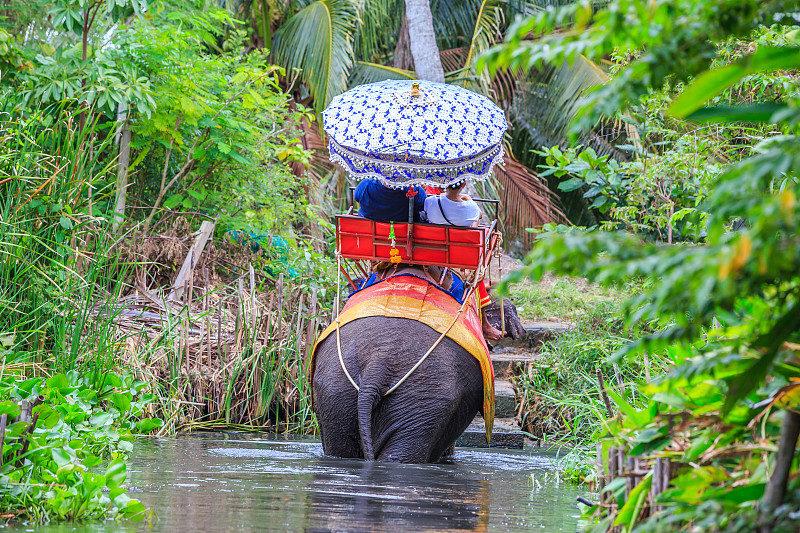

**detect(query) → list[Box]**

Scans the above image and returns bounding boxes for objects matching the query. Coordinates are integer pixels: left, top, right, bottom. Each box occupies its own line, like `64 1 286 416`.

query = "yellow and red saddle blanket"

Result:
312 274 495 441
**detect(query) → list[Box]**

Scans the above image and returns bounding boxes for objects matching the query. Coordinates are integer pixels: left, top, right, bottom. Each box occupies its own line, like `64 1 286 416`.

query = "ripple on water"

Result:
8 433 589 533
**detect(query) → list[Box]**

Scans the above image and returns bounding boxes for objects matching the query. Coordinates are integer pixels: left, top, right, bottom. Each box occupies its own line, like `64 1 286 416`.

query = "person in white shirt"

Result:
424 182 481 227
422 182 503 341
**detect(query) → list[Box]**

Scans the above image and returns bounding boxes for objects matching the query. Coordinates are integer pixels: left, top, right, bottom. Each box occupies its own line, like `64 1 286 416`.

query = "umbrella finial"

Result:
411 81 421 98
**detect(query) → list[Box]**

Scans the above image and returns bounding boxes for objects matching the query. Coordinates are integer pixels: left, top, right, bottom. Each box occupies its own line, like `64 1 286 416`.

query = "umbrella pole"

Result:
407 195 415 260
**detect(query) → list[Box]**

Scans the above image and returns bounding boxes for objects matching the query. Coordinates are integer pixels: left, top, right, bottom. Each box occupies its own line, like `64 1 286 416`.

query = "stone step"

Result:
495 320 573 350
456 415 524 449
494 379 516 418
492 353 536 379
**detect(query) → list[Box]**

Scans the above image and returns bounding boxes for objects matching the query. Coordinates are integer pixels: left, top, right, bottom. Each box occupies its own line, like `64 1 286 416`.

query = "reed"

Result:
0 98 328 436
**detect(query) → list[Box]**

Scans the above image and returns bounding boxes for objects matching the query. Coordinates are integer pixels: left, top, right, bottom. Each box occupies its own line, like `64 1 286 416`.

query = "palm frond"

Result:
493 153 566 250
457 0 504 91
509 56 606 152
349 61 416 86
431 0 483 50
273 0 359 112
439 47 467 73
354 0 404 62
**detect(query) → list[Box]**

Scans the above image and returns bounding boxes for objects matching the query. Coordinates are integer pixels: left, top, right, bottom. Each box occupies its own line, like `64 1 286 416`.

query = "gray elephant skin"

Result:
312 316 484 463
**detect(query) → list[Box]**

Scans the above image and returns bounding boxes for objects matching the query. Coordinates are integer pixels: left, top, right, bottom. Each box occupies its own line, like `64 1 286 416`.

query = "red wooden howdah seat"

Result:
336 214 498 271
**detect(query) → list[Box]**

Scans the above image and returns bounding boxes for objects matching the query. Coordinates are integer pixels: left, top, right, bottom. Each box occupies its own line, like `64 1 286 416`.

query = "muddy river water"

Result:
11 433 589 532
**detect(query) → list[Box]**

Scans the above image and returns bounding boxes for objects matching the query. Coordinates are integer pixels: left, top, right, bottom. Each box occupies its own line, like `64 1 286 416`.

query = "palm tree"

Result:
225 0 616 243
403 0 444 82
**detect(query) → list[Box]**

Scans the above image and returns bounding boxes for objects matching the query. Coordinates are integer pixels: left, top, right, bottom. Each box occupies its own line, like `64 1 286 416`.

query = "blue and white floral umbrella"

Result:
322 80 507 189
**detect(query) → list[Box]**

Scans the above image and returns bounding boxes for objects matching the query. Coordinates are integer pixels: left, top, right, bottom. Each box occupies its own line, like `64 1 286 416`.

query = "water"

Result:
10 433 588 532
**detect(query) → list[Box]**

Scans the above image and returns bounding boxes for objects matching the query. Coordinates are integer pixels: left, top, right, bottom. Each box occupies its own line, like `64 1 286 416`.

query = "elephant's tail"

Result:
357 365 385 461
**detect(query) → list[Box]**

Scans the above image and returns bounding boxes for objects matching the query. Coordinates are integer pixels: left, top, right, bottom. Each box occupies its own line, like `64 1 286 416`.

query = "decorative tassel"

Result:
389 222 402 263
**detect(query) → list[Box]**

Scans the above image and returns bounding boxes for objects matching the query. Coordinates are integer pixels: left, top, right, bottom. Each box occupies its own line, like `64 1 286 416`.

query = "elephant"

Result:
313 315 484 463
311 267 525 463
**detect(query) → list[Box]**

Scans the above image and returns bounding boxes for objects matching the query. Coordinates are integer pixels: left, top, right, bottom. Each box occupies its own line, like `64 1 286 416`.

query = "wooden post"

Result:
596 441 605 493
596 369 615 418
249 263 256 326
305 288 318 363
276 273 284 321
17 412 39 466
14 400 31 424
295 292 306 357
169 220 215 301
217 296 224 362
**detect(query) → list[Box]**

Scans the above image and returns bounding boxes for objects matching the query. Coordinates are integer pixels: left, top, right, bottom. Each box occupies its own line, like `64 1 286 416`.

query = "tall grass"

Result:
513 300 670 481
0 97 323 435
0 100 129 378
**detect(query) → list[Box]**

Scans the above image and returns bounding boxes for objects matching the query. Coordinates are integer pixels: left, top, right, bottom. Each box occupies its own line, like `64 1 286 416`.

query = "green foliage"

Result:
273 0 358 112
480 0 798 134
0 370 161 522
491 0 800 530
538 141 718 242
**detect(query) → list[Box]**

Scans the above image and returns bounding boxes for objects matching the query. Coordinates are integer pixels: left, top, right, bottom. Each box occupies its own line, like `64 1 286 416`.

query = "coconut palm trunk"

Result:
404 0 444 83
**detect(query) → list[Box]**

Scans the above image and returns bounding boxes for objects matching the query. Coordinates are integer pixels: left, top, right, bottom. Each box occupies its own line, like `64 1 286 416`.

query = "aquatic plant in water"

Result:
0 370 162 523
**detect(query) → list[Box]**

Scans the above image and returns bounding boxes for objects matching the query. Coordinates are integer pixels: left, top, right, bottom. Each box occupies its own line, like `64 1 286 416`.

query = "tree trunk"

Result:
113 119 132 232
403 0 444 83
394 15 414 71
760 410 800 533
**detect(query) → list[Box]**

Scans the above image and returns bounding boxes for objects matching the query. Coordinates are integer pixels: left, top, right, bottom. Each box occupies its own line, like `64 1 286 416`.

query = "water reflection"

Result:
6 433 585 532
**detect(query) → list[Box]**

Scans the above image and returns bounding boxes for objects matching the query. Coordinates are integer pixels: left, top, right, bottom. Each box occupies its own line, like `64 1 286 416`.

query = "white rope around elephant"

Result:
334 254 482 396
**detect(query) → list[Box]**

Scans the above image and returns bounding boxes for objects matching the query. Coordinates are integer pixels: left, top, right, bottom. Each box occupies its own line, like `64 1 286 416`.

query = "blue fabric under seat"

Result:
349 272 465 304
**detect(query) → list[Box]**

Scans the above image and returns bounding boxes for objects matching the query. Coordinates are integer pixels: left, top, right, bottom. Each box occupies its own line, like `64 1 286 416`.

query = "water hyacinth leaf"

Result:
46 374 71 393
137 417 163 434
111 393 132 414
105 459 127 490
83 455 102 468
82 471 106 497
89 412 114 427
122 499 147 520
51 448 72 467
34 404 60 429
0 400 20 418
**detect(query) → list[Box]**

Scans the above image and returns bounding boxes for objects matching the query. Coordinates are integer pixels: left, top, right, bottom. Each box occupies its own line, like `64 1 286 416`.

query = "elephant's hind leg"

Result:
313 338 362 458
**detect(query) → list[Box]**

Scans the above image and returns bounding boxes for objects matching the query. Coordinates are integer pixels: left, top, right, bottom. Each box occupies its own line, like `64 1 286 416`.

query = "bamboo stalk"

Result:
625 455 634 500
